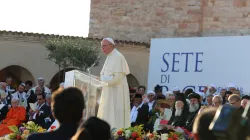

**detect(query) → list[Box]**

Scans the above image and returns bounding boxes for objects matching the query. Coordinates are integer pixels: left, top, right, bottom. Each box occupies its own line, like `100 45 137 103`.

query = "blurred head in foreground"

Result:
52 87 85 125
193 108 217 140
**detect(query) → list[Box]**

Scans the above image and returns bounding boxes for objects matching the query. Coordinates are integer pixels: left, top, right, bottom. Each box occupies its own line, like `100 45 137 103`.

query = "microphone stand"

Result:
85 56 100 120
87 56 100 95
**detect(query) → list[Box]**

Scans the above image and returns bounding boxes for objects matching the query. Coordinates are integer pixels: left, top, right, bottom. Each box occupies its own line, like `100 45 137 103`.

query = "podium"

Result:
64 70 108 121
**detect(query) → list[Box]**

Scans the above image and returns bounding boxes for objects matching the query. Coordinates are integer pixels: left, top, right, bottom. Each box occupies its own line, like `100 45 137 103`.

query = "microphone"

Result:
87 56 101 71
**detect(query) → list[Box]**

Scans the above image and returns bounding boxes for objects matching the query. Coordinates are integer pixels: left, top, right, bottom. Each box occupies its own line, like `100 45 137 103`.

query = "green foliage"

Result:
45 38 100 71
8 126 19 133
69 39 100 71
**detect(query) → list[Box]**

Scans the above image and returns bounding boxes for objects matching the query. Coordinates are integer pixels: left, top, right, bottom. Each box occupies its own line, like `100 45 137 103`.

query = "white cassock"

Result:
97 48 130 129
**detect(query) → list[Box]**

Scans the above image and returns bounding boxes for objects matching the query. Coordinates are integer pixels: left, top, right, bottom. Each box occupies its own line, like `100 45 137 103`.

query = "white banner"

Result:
148 36 250 95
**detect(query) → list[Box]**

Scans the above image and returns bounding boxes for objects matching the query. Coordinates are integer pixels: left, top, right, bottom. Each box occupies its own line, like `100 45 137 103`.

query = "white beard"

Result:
175 109 183 116
189 103 200 112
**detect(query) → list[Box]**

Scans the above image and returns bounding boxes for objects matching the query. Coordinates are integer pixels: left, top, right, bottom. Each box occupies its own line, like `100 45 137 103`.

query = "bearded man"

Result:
184 93 201 132
167 100 187 127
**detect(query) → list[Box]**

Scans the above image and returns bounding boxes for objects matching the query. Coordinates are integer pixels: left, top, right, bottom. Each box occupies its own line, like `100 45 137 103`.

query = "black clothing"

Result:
32 103 51 128
184 111 199 132
168 114 187 127
27 123 78 140
131 104 149 127
0 105 8 121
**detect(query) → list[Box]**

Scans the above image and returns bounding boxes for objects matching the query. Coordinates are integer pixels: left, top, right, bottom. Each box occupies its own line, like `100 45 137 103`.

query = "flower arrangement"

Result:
112 125 160 140
112 125 144 140
2 121 46 140
112 125 187 140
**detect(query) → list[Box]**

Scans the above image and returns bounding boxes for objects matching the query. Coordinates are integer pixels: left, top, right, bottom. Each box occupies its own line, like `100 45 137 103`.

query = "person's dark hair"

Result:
154 85 162 93
242 95 250 100
193 108 217 140
52 87 85 124
25 80 33 87
37 93 46 99
77 117 111 140
138 85 146 91
185 88 193 98
223 91 233 104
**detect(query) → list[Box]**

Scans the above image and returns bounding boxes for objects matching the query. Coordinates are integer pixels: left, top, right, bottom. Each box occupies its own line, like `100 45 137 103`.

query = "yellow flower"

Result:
23 130 30 134
38 127 46 132
21 134 27 139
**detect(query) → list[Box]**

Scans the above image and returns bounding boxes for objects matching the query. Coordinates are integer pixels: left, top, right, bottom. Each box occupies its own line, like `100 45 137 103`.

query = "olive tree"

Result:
45 37 100 82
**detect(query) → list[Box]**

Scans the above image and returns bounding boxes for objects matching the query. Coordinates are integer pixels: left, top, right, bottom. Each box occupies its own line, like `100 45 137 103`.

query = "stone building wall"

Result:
89 0 250 43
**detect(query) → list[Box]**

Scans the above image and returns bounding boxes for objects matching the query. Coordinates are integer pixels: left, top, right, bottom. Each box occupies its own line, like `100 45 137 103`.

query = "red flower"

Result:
148 133 154 138
16 135 21 140
136 138 141 140
168 138 173 140
131 132 138 138
117 130 122 135
50 126 56 130
173 133 177 138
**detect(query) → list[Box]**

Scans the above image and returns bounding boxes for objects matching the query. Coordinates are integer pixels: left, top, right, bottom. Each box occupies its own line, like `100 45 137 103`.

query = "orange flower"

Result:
136 138 141 140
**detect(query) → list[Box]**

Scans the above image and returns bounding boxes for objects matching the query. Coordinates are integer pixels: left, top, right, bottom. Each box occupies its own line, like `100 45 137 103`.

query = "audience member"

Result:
71 117 111 140
29 93 51 128
228 94 243 111
212 95 223 108
0 98 26 136
27 87 85 140
130 94 149 127
241 95 250 108
193 108 217 140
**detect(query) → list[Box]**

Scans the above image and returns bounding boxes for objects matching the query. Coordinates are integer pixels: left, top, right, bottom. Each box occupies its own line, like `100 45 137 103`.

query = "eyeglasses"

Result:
101 44 112 48
147 95 154 97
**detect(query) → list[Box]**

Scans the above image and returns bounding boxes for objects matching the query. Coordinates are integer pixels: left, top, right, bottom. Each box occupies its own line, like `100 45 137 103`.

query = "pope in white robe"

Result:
97 38 131 129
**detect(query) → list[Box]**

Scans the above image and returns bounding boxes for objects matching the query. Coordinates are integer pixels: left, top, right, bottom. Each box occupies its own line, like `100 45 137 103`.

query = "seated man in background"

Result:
0 94 9 122
167 100 187 128
130 94 149 127
0 98 26 136
184 93 201 132
228 94 243 111
241 95 250 108
29 94 51 129
212 95 223 108
12 84 27 108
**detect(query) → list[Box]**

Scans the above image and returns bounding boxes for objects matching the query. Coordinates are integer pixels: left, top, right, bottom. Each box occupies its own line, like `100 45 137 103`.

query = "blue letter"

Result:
183 86 195 92
182 52 193 72
161 85 169 92
195 52 203 72
161 53 169 72
161 75 167 83
172 53 180 72
198 86 206 92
